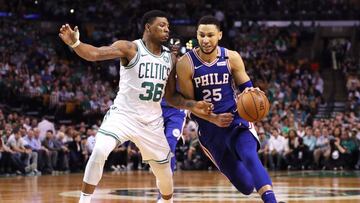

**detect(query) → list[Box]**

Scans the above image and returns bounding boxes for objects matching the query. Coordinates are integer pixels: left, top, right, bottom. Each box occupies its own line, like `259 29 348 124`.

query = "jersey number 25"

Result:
203 88 222 102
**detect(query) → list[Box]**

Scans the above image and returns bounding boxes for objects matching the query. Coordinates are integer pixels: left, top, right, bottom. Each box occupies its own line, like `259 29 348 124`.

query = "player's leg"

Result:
149 161 174 203
79 133 118 203
132 116 174 203
216 148 255 195
163 109 186 172
229 129 277 203
157 109 186 202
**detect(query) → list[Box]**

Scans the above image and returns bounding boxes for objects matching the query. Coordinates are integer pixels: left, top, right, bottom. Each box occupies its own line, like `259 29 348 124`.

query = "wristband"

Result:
238 80 253 92
70 40 80 48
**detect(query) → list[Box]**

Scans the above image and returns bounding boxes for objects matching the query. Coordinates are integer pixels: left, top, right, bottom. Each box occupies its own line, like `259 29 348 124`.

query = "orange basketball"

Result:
237 90 270 122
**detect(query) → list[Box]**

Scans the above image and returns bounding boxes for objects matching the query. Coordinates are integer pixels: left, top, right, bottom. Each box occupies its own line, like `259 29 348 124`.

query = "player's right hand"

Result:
59 24 79 46
211 113 234 127
192 101 214 116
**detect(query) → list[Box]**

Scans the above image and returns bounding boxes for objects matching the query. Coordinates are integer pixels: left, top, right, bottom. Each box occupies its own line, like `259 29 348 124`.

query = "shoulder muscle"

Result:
176 54 193 79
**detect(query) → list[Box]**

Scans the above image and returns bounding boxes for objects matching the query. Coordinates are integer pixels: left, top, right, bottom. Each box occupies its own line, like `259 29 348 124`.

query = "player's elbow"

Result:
164 94 176 107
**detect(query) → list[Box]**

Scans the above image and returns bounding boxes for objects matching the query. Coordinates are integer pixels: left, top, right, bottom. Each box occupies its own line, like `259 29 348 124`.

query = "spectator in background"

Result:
184 128 212 171
31 118 38 129
106 142 128 172
354 127 360 169
86 127 96 154
175 126 192 171
68 133 87 172
22 129 41 175
302 126 316 168
81 135 89 164
127 142 142 171
37 116 55 141
268 128 286 170
325 137 346 170
313 128 330 169
312 72 324 94
0 133 20 174
7 127 37 175
258 128 270 169
340 129 358 169
290 137 310 170
32 127 52 173
42 130 58 173
284 129 298 169
54 132 70 172
23 117 31 131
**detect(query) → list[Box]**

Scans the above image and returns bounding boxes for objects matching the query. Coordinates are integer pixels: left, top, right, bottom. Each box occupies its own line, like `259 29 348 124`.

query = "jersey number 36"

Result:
139 82 164 102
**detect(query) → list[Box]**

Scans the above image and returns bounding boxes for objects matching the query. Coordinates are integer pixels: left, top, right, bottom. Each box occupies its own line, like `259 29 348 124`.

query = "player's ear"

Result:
219 31 223 40
145 23 151 32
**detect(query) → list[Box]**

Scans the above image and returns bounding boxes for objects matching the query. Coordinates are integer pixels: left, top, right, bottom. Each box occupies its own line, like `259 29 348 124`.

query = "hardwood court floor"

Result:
0 170 360 203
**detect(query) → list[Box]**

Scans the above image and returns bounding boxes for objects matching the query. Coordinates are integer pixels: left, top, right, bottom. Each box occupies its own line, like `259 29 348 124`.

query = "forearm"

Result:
191 111 217 123
166 93 215 122
166 92 196 111
73 43 100 61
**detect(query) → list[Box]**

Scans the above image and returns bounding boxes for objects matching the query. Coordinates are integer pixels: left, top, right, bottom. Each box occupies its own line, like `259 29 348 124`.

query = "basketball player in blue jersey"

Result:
59 10 212 203
175 16 280 203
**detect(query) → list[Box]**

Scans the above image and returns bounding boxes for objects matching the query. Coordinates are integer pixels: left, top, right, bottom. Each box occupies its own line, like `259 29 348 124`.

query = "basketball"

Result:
237 90 270 122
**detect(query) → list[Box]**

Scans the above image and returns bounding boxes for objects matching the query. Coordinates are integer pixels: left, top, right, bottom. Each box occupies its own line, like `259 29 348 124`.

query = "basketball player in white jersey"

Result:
59 10 212 203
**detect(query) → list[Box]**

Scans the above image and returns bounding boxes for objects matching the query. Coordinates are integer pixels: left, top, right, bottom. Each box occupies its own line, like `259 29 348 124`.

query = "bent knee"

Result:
90 147 110 163
241 187 254 195
232 180 254 195
225 173 254 195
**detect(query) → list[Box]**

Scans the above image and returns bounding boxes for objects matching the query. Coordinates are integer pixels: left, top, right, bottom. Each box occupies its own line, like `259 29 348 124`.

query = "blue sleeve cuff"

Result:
238 80 253 93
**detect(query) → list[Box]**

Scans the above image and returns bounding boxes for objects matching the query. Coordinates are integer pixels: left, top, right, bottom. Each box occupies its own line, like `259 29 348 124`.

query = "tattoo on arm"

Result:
170 93 195 110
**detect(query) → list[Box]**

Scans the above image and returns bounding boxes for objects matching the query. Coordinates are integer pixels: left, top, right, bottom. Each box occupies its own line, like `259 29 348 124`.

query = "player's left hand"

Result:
210 112 234 127
191 101 214 116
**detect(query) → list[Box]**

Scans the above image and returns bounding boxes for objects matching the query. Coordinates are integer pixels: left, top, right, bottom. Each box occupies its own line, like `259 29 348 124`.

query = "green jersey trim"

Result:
139 40 166 58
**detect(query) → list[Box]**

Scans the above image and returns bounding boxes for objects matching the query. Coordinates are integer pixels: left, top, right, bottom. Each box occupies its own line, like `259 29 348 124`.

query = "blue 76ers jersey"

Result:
187 47 249 130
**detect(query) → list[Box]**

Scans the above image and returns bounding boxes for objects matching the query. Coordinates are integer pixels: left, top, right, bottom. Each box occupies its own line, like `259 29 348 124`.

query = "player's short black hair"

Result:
141 10 168 31
197 15 220 30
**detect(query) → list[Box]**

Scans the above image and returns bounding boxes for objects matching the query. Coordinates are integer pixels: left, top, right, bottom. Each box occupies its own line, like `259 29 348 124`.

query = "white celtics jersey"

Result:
113 39 173 123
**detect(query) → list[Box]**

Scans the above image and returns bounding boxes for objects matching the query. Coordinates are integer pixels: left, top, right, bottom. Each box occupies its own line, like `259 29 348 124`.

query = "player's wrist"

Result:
238 80 253 93
186 100 196 111
70 39 81 48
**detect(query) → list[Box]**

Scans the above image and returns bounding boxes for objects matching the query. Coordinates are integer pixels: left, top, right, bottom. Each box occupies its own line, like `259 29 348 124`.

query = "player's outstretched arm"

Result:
59 24 136 61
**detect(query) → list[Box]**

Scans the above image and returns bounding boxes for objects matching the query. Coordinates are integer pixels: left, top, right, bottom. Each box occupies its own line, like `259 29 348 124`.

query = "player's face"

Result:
197 24 222 54
148 17 170 43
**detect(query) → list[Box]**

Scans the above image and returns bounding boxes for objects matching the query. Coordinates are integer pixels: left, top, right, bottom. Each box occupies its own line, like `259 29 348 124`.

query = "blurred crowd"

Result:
0 19 118 123
1 109 359 176
1 2 360 176
1 0 359 21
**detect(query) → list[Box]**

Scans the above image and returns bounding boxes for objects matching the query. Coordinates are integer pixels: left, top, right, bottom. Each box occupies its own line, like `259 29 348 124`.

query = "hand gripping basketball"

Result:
237 87 270 122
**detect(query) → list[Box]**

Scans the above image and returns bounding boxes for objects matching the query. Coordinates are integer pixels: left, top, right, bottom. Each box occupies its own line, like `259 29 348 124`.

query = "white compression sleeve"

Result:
83 134 118 185
149 162 174 196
